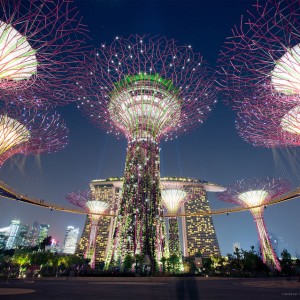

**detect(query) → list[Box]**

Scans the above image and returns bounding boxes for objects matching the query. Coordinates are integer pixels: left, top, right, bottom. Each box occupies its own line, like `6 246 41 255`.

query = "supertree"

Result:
217 178 291 271
217 0 300 148
0 102 68 166
78 35 217 271
161 182 188 259
218 0 300 104
0 0 89 106
66 190 111 268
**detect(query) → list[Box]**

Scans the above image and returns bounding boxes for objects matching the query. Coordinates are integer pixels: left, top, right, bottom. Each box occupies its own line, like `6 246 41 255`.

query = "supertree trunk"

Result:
168 218 181 257
252 211 281 271
86 217 100 269
114 139 165 272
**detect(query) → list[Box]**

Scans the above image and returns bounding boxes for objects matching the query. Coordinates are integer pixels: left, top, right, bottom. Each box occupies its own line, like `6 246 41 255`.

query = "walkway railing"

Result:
0 179 299 218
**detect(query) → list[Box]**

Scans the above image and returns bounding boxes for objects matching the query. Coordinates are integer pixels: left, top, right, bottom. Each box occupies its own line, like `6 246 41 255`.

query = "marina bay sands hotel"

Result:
76 177 224 266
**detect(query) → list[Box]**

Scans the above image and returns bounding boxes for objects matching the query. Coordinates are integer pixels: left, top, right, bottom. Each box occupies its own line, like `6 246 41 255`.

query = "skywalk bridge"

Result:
0 179 299 218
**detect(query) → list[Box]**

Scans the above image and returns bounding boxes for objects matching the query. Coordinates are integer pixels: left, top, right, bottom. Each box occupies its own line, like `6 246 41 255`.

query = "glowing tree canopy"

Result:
161 183 188 260
218 178 291 271
0 103 68 166
218 0 300 104
161 189 187 216
0 0 89 106
235 90 300 147
78 35 217 272
79 35 216 141
66 190 111 268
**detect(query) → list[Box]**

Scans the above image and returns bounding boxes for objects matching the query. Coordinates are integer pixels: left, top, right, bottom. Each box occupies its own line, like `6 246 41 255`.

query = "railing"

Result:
0 179 112 217
0 179 299 218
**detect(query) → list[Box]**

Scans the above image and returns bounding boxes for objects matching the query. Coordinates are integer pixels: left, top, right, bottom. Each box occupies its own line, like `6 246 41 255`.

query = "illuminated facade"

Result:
63 226 79 254
162 178 222 258
75 179 122 267
5 219 21 249
76 177 223 266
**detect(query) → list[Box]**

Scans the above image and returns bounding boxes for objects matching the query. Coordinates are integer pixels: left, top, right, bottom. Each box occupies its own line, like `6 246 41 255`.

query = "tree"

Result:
280 249 293 275
11 250 30 277
134 254 144 274
123 254 134 272
160 257 167 274
168 254 180 274
39 236 52 252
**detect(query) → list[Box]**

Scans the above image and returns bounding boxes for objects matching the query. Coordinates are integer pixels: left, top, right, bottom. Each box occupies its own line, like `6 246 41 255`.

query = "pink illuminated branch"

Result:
234 89 300 147
0 102 68 166
0 0 89 106
78 35 217 141
218 0 300 104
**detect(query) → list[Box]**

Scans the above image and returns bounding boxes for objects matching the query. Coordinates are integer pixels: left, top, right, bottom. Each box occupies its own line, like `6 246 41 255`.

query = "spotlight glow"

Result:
86 200 110 220
161 189 187 215
110 79 181 140
238 190 268 207
0 22 37 81
280 105 300 135
0 114 30 155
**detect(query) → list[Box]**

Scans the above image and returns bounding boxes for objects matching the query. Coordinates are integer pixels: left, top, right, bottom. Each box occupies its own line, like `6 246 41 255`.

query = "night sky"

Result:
1 0 300 257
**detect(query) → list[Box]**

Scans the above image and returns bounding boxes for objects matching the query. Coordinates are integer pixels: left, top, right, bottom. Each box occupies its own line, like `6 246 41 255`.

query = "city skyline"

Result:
0 0 300 258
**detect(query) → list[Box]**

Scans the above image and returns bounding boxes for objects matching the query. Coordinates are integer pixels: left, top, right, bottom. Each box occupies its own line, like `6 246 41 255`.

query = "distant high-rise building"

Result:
6 219 21 249
26 221 40 247
16 224 29 248
0 226 10 250
75 178 122 266
63 226 79 254
26 222 50 247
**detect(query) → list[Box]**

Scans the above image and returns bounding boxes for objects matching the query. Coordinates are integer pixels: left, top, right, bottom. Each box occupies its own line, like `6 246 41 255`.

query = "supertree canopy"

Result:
217 0 300 148
217 178 291 271
0 0 89 106
78 35 216 271
218 0 300 102
235 91 300 147
66 190 111 268
161 183 188 259
0 103 68 166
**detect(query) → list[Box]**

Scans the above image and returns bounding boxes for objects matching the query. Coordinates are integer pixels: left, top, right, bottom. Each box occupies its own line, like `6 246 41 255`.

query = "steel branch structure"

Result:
218 0 300 104
0 103 68 166
218 178 291 271
0 0 89 106
78 35 217 271
66 190 111 268
235 90 300 147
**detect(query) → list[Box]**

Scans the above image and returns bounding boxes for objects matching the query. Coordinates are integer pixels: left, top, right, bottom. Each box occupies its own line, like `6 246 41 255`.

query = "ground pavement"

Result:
0 276 299 299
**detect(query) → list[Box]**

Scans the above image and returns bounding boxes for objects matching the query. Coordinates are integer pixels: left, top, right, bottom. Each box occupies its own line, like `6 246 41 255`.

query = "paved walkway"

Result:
0 276 299 299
